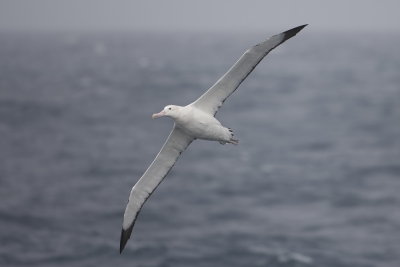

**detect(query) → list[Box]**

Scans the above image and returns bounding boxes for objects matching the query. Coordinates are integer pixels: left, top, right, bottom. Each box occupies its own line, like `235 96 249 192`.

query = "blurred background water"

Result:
0 31 399 267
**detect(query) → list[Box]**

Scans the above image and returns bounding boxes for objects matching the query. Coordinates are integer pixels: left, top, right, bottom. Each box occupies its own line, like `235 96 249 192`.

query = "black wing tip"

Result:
119 225 134 254
283 24 308 39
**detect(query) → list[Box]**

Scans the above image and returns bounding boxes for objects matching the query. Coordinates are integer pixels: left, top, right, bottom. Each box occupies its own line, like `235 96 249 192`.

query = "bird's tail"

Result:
228 128 239 145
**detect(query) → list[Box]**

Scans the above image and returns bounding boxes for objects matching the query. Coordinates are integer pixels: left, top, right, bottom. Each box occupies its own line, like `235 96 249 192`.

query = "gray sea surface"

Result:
0 31 399 267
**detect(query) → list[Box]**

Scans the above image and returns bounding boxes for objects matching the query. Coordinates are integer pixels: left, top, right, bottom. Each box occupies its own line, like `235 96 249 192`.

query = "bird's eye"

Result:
168 107 172 110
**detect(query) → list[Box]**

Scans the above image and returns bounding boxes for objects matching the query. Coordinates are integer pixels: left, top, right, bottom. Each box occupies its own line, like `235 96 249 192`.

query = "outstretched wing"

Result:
120 126 193 253
191 24 307 116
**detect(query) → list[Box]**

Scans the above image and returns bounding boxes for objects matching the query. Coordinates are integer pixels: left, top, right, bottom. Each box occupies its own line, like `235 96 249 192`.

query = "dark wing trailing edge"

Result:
120 126 193 253
190 24 307 116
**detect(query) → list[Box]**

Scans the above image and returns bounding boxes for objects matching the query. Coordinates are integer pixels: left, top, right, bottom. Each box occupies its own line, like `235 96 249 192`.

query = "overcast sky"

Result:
0 0 399 33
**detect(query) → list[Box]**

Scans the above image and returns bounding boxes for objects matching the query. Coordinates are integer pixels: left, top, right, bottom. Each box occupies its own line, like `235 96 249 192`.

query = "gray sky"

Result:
0 0 399 33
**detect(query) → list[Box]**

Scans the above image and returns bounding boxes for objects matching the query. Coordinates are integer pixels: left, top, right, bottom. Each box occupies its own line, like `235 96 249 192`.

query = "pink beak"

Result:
152 110 166 119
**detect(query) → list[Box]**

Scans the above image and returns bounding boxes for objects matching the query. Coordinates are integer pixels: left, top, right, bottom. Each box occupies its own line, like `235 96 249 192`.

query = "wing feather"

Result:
191 24 307 115
120 126 193 253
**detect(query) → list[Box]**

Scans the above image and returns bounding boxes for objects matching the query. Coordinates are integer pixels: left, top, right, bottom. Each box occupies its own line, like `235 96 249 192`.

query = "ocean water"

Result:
0 31 399 267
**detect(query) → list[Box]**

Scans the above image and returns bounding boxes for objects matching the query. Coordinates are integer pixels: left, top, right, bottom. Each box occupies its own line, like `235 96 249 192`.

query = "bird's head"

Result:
152 105 182 119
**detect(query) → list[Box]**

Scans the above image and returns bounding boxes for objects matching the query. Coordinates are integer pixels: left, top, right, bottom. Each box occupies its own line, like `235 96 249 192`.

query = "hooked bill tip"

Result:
152 111 165 119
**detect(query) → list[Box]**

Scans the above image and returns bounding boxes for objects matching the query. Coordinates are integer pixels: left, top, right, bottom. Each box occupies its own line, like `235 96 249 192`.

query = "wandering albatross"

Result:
120 24 307 253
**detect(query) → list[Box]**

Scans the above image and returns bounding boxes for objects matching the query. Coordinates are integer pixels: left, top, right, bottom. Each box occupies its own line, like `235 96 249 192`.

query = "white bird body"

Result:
171 105 234 143
119 25 307 253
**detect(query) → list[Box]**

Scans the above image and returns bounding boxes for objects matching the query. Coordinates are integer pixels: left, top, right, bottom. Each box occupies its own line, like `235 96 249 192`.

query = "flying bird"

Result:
120 24 307 253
